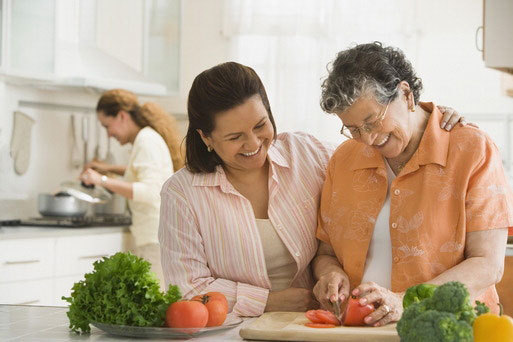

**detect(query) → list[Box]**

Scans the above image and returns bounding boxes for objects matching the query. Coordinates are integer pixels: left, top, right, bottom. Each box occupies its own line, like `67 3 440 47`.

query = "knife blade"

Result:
332 298 342 320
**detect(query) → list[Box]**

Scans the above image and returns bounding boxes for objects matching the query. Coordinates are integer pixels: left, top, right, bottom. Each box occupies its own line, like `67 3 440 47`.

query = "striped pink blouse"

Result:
159 132 334 316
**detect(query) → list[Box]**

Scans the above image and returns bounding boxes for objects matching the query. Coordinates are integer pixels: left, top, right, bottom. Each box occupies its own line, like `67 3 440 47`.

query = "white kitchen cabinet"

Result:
54 232 125 277
9 0 55 75
0 227 129 306
0 278 53 305
0 237 55 283
0 0 181 95
481 0 513 73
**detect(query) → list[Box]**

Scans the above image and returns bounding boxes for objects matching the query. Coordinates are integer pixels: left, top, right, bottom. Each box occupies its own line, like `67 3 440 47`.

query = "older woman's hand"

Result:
352 282 403 327
313 269 351 311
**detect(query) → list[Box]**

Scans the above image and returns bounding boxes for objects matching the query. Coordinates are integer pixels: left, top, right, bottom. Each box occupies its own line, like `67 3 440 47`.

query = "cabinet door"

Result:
9 0 55 74
54 275 84 307
0 278 53 305
54 232 127 277
484 0 513 71
0 238 55 283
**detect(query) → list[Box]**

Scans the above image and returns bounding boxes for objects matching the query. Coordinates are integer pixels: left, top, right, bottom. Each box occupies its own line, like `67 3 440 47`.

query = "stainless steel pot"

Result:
38 193 89 217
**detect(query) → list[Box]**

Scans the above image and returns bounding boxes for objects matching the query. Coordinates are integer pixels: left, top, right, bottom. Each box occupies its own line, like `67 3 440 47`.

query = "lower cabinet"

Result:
0 229 129 306
497 255 513 316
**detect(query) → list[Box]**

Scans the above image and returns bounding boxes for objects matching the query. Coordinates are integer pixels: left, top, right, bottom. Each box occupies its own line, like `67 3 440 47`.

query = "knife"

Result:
332 298 342 320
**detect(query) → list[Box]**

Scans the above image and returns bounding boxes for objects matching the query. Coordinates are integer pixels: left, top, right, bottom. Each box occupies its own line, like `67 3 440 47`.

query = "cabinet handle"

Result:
475 26 483 52
17 300 40 305
79 254 108 260
4 260 40 265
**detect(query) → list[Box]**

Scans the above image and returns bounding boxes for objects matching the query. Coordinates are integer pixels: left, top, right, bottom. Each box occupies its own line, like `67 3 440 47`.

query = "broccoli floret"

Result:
397 281 478 341
426 281 476 325
397 301 428 337
399 310 473 342
403 283 438 308
474 300 490 316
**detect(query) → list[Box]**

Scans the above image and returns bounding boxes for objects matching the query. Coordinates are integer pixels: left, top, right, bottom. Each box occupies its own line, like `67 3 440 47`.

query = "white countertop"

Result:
0 226 128 240
0 305 253 342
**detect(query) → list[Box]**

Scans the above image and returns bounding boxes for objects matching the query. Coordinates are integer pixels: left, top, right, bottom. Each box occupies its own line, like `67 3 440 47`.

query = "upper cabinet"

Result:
0 0 181 96
481 0 513 74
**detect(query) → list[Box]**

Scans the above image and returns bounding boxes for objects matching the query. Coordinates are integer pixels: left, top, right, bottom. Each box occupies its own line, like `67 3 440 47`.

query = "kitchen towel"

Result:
10 111 35 175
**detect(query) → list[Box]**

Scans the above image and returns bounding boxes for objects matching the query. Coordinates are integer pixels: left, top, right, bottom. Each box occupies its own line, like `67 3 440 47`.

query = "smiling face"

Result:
338 83 415 159
198 94 275 173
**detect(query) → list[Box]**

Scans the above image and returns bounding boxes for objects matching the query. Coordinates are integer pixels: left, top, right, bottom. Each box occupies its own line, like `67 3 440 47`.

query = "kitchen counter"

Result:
0 305 253 342
0 225 129 240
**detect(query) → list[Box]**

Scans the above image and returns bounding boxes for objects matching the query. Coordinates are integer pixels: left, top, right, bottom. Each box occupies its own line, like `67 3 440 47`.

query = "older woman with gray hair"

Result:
312 42 513 326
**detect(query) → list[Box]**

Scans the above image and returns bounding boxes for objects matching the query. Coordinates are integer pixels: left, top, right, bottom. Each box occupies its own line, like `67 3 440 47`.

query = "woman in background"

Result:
80 89 184 288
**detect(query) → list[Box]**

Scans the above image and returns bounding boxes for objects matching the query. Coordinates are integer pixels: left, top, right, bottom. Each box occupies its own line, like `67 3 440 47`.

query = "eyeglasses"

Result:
340 99 392 139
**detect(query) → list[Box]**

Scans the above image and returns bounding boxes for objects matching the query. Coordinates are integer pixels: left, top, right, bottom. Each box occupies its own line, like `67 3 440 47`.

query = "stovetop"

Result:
0 214 131 228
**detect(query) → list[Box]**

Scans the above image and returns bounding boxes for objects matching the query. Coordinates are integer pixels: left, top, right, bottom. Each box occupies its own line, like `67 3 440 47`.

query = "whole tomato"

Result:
165 301 209 329
192 292 229 327
343 296 375 326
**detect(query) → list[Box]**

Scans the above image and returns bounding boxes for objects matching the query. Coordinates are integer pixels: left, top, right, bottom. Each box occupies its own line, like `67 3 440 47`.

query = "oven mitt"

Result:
10 111 35 175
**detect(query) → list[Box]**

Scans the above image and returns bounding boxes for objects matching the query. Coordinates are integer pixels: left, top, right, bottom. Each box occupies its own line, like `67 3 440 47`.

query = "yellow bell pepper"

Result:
473 304 513 342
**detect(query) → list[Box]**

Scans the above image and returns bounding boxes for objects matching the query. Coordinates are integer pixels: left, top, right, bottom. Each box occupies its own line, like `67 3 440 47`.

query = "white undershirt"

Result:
360 161 396 289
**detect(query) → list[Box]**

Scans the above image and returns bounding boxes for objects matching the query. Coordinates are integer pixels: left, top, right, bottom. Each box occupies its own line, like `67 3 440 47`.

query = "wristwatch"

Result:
100 175 108 185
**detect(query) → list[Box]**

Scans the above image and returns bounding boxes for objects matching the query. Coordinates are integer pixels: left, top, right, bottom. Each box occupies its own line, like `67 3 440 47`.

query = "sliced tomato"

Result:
315 310 341 326
305 310 324 323
304 322 336 328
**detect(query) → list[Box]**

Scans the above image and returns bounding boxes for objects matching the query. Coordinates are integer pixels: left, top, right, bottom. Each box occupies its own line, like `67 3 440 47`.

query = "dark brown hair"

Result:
185 62 276 173
96 89 185 171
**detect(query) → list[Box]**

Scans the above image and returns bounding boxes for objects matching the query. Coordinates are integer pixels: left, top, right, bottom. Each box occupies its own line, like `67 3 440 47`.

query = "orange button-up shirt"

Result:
317 102 513 311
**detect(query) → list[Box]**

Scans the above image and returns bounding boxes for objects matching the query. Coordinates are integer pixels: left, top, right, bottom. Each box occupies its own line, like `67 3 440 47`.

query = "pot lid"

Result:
60 181 112 204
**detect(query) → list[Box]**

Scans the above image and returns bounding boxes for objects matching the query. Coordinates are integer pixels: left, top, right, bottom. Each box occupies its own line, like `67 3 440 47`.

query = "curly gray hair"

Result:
320 42 423 114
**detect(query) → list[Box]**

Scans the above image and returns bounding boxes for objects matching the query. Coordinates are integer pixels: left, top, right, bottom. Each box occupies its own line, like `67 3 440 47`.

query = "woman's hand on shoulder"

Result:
437 106 478 131
265 287 319 312
352 282 403 326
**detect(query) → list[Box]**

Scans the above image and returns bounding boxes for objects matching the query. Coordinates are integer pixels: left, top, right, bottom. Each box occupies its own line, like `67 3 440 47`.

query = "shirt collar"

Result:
416 102 450 168
349 102 450 172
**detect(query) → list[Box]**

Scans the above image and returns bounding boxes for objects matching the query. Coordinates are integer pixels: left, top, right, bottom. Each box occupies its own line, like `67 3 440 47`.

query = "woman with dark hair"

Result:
313 42 512 326
80 89 184 288
159 61 465 317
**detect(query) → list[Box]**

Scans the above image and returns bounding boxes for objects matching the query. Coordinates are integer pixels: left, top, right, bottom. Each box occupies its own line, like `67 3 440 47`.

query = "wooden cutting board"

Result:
240 312 400 342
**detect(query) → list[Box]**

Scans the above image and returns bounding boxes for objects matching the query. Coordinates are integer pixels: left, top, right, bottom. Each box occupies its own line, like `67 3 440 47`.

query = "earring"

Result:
207 145 213 152
410 104 416 112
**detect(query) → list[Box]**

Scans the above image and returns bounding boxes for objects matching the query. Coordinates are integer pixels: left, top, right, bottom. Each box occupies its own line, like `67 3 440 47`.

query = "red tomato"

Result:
305 309 341 326
305 310 324 324
315 310 341 326
343 296 375 326
192 292 228 327
305 322 336 328
165 301 209 329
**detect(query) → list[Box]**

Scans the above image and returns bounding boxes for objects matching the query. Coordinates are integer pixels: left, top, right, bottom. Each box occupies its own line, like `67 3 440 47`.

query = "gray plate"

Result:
91 315 243 339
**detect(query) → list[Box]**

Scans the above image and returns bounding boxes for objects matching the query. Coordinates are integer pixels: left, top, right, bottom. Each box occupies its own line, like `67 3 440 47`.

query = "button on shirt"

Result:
317 102 513 313
159 132 334 316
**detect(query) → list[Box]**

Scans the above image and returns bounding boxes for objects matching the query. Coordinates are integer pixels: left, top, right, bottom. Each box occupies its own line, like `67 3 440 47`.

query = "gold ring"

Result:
382 304 390 314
